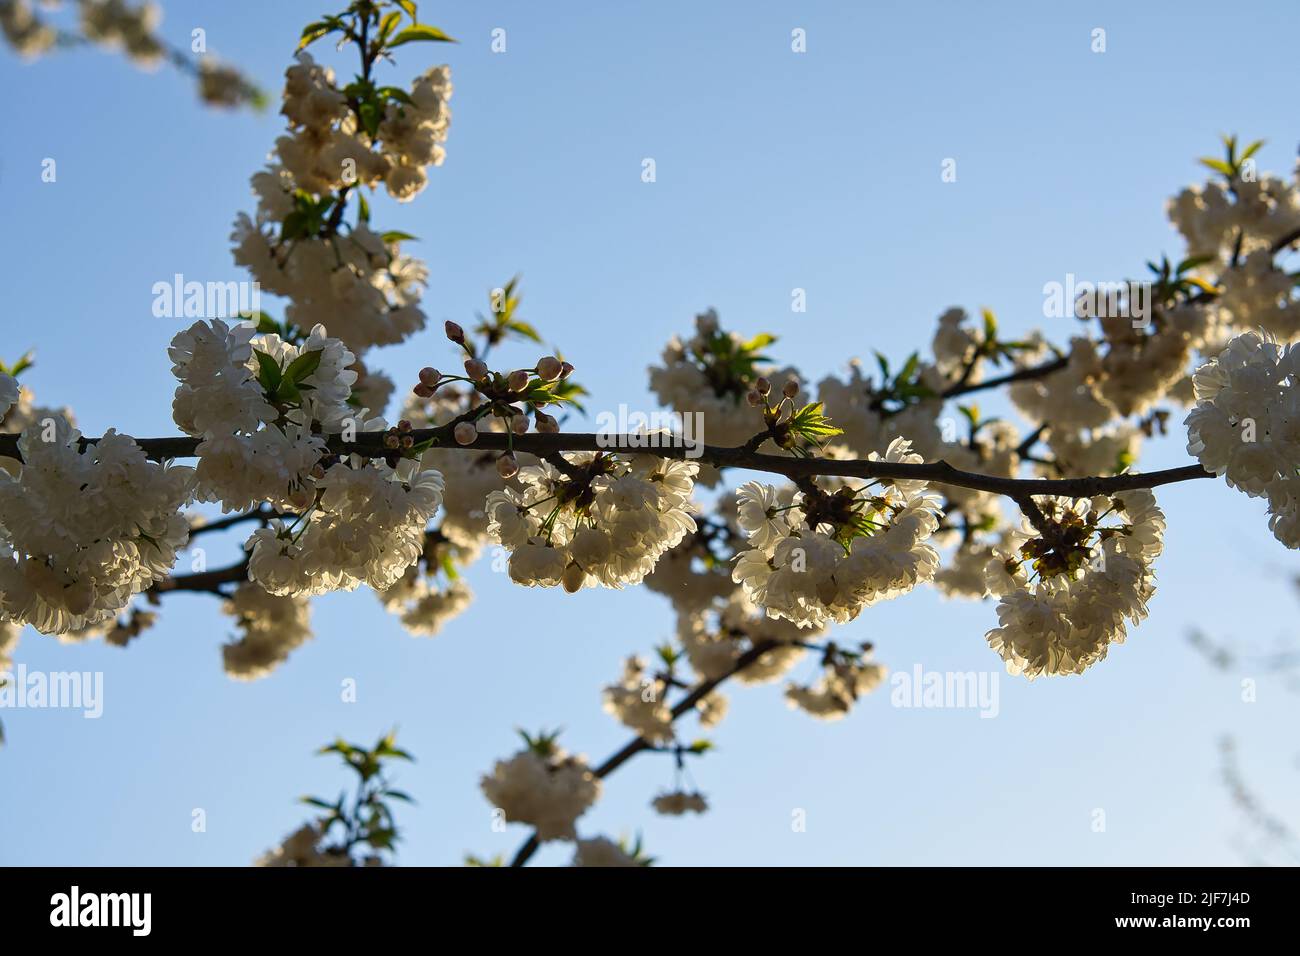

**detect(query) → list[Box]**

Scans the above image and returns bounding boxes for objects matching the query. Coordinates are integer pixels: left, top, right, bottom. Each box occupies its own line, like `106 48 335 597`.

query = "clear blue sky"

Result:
1 0 1297 866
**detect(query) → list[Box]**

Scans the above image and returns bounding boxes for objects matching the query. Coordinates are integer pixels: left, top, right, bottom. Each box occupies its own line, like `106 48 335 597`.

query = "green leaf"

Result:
741 333 777 352
380 230 419 243
284 349 323 385
384 789 416 804
1198 157 1235 177
980 308 997 342
397 0 418 21
388 24 457 48
1 350 34 377
506 319 542 343
378 10 402 41
298 21 332 50
300 796 337 810
253 350 282 393
239 310 280 334
897 351 921 384
1175 255 1215 275
873 351 891 382
1183 276 1221 295
439 553 459 580
357 191 371 224
358 101 381 138
1239 139 1265 163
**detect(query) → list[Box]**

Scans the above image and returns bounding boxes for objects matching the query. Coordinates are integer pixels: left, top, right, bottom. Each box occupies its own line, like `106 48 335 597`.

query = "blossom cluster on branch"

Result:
4 1 1300 865
1 0 265 107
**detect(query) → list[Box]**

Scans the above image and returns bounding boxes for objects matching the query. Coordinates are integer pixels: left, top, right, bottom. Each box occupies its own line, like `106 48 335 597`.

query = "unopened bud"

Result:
559 361 575 379
454 421 478 445
496 453 519 479
754 376 771 396
782 378 800 399
444 321 465 343
536 356 562 381
507 369 529 391
746 390 763 407
464 359 488 381
562 562 585 594
419 367 441 387
412 382 434 398
288 486 315 511
511 415 528 435
536 414 559 434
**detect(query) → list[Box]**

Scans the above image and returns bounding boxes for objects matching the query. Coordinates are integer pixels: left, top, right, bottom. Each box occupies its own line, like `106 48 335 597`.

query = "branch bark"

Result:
0 428 1216 499
508 638 782 868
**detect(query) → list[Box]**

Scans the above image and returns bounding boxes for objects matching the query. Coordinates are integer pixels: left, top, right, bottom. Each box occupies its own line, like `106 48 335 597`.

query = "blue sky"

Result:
1 0 1297 866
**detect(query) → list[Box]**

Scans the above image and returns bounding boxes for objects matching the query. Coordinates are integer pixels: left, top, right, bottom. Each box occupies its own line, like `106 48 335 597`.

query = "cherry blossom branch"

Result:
938 355 1068 400
0 429 1214 499
149 560 249 598
508 638 782 867
187 507 273 538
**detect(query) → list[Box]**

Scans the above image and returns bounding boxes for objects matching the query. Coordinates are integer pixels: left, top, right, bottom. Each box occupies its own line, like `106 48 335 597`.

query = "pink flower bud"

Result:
536 356 562 381
445 321 465 343
454 422 478 445
419 367 441 387
782 378 800 399
507 369 529 391
511 415 528 435
536 414 559 434
559 362 575 379
413 382 434 398
464 359 488 381
746 390 763 407
496 453 519 479
754 376 771 396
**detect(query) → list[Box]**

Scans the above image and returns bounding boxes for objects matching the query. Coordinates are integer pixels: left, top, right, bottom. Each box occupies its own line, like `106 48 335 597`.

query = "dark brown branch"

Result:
0 428 1215 500
939 356 1069 400
509 639 782 868
149 560 249 598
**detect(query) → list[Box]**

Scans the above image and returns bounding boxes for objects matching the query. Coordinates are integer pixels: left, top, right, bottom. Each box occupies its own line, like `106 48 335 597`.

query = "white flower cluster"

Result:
276 54 451 202
648 310 801 484
79 0 162 66
652 790 708 816
255 823 348 867
401 388 503 555
221 581 313 680
245 460 444 597
731 439 942 628
1168 173 1300 268
170 317 446 598
0 420 192 634
601 655 674 744
375 565 472 637
817 361 945 458
197 57 247 108
785 650 887 720
571 836 639 868
0 0 54 58
1185 331 1300 548
677 593 811 685
169 319 350 512
0 373 17 421
984 491 1165 678
486 453 698 590
480 743 601 843
231 54 449 354
0 618 19 671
